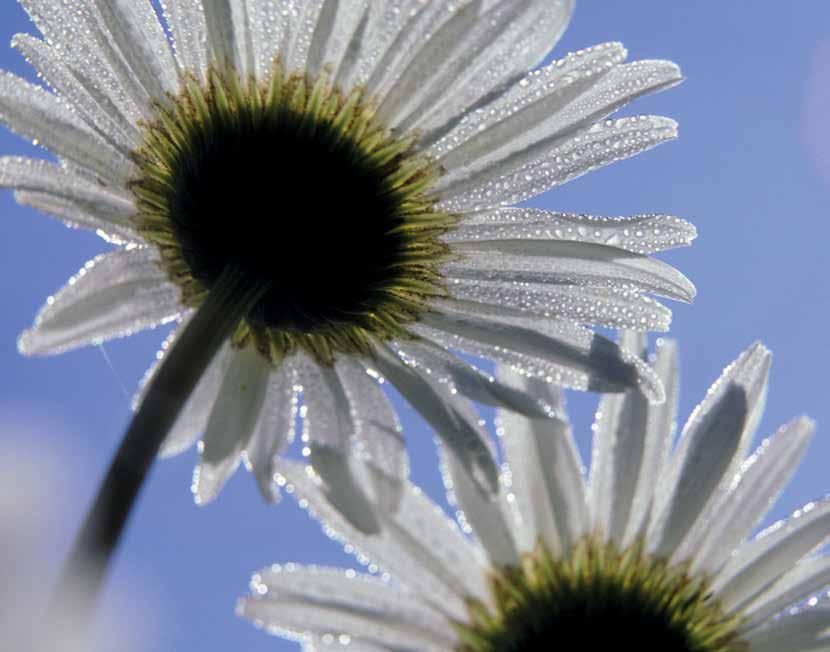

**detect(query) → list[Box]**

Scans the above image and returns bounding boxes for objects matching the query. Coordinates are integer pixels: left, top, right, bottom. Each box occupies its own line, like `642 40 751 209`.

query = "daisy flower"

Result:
239 336 830 652
2 1 692 552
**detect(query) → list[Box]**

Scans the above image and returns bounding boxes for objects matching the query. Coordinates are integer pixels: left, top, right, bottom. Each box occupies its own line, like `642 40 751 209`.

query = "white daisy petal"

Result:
445 282 672 332
92 0 179 99
296 355 381 534
375 1 481 127
393 0 567 133
391 339 552 418
18 247 179 356
448 239 695 303
11 34 138 152
685 417 815 575
588 331 652 544
439 116 678 211
439 441 519 568
138 331 233 460
240 597 447 651
307 445 381 536
244 362 299 501
18 0 144 122
416 0 575 136
306 0 370 81
648 343 771 557
334 357 408 513
713 497 830 610
496 367 588 556
421 309 664 401
370 344 500 496
0 157 135 230
14 189 136 245
446 209 697 255
193 345 270 504
621 338 678 546
743 606 830 652
161 0 209 76
202 0 239 69
742 556 830 629
239 0 290 80
0 72 130 182
274 459 484 615
286 0 327 73
242 565 455 647
434 58 680 185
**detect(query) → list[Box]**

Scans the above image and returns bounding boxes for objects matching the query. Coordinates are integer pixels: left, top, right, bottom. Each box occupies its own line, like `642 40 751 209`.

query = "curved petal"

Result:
496 366 588 556
446 209 697 255
193 345 271 504
18 247 180 356
369 344 500 496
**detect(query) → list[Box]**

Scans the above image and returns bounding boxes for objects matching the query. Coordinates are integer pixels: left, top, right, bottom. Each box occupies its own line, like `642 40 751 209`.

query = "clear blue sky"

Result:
1 2 829 650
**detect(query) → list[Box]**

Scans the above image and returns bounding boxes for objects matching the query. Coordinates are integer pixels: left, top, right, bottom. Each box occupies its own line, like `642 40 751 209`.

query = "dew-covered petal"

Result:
713 497 830 611
421 308 664 401
202 0 239 69
369 344 500 496
14 190 136 245
447 209 697 255
496 366 588 556
18 247 179 356
588 332 652 545
286 0 327 73
444 242 695 304
685 417 814 575
374 1 482 128
647 343 771 557
274 459 486 615
447 280 672 333
193 346 270 504
621 338 678 546
0 157 136 231
391 339 552 418
296 355 381 534
18 0 145 123
11 34 138 152
434 58 680 185
244 362 299 501
415 0 575 136
244 0 293 80
334 357 408 513
0 72 131 183
438 441 519 567
93 0 179 100
135 328 233 459
439 116 678 212
742 556 830 629
241 565 456 649
161 0 209 76
393 0 572 133
240 577 451 651
743 606 830 652
305 0 370 81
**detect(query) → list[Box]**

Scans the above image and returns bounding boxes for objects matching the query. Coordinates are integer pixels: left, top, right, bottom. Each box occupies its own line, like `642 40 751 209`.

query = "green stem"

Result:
50 264 268 627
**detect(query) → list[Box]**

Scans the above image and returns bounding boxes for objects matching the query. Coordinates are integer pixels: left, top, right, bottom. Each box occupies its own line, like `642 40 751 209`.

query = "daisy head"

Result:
2 1 694 519
239 336 830 651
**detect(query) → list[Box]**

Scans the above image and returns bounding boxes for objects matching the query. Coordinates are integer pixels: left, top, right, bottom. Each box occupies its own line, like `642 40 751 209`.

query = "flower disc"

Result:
131 65 455 365
456 538 748 652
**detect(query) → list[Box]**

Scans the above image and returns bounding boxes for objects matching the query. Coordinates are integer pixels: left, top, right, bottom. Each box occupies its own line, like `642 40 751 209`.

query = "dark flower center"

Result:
167 101 408 332
131 67 454 364
456 540 747 652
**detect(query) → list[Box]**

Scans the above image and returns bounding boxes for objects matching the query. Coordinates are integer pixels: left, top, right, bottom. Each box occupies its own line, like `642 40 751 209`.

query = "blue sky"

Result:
0 2 829 650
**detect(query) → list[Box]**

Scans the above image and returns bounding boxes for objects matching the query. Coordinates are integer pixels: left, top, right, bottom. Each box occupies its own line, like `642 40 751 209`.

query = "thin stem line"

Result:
50 264 268 629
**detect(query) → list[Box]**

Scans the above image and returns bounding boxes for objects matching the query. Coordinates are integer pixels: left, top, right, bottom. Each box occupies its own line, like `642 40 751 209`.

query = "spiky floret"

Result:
130 62 456 366
455 537 748 652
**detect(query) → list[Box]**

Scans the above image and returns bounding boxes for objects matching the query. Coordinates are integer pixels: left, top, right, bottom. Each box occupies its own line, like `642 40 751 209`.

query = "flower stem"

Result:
50 264 268 628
